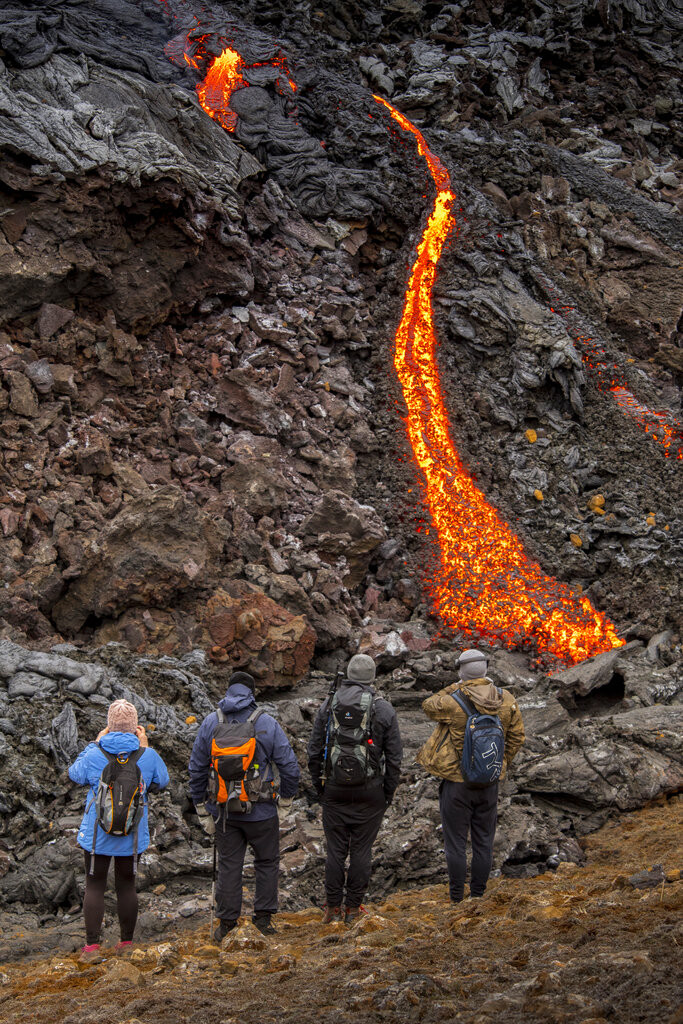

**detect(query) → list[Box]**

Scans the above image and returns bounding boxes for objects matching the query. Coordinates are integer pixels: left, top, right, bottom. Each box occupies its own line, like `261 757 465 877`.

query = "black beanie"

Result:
229 671 256 692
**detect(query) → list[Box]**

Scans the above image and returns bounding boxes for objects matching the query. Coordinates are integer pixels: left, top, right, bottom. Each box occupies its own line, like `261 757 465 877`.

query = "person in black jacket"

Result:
307 654 402 924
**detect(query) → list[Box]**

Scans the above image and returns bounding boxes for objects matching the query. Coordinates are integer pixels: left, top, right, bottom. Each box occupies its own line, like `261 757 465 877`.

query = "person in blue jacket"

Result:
189 671 300 941
69 698 169 959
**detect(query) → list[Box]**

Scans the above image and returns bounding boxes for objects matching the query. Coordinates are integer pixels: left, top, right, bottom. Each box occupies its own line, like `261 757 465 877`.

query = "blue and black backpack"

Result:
452 689 505 788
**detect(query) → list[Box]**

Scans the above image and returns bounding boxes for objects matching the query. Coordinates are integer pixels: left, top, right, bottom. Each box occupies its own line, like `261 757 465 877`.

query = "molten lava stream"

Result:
374 96 622 664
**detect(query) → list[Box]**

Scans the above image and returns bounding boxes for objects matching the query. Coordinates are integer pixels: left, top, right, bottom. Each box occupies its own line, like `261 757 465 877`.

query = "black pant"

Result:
214 815 280 922
322 783 386 909
82 851 137 945
439 780 498 901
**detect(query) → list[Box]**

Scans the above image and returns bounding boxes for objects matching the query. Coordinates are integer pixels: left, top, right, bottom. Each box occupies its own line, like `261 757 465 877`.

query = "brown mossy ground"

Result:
1 797 681 1024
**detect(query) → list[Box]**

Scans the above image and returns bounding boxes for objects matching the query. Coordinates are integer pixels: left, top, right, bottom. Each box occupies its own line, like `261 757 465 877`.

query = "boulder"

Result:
204 586 316 689
52 487 228 633
298 491 385 588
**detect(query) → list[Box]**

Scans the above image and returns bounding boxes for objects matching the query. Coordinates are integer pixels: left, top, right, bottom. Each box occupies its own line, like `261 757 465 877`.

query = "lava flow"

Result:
373 96 622 663
162 19 622 663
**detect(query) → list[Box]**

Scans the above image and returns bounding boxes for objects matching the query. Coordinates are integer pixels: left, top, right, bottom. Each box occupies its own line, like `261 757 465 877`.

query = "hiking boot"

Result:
321 905 342 924
344 906 368 925
251 914 276 935
251 914 276 936
213 919 237 942
78 943 103 963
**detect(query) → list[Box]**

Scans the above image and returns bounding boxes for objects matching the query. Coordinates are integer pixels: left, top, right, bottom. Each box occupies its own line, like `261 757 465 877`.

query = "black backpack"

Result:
324 688 380 786
90 745 145 874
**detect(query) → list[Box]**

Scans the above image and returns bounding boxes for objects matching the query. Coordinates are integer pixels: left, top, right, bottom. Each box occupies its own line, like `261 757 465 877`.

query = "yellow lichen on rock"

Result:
534 489 543 501
570 533 583 547
525 428 537 443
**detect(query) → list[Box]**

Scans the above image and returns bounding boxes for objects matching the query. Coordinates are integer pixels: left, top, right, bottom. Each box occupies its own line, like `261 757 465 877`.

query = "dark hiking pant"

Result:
439 780 499 901
322 782 386 909
82 851 137 945
214 815 279 922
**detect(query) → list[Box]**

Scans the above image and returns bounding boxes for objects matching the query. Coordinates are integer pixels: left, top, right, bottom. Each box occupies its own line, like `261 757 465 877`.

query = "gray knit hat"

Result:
347 654 376 683
458 649 488 681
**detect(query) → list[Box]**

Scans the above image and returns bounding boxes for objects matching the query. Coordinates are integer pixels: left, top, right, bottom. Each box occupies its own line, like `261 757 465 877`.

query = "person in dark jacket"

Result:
69 698 169 960
307 654 403 924
188 671 300 940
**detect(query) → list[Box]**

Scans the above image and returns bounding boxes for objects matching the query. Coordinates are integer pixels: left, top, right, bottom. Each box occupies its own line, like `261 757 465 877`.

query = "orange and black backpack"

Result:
207 708 278 815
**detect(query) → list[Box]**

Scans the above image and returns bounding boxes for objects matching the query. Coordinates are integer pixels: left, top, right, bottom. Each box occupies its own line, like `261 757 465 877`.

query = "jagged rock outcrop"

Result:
0 634 680 918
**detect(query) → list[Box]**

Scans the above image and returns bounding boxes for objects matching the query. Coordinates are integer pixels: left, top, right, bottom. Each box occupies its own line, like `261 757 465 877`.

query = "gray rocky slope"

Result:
0 0 681 953
0 630 680 958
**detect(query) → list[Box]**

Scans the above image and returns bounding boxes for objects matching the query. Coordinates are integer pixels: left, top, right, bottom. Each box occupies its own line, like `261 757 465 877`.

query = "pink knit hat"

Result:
107 699 138 733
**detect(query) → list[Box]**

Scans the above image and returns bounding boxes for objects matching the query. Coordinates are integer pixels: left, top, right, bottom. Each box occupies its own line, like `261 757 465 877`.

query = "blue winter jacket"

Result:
69 732 170 856
188 684 300 821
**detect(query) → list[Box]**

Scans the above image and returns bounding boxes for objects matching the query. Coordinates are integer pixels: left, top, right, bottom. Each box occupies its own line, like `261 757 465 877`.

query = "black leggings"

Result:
82 851 138 945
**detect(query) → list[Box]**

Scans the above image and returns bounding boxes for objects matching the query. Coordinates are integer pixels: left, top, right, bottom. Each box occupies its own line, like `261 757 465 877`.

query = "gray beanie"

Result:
458 648 488 681
347 654 376 683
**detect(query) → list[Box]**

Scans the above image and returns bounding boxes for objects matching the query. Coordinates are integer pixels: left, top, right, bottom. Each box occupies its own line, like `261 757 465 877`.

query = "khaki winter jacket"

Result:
416 678 525 783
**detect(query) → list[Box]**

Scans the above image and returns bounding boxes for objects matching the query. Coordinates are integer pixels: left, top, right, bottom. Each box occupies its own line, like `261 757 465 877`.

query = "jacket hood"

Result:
457 678 503 714
342 679 376 694
100 731 140 755
219 684 257 714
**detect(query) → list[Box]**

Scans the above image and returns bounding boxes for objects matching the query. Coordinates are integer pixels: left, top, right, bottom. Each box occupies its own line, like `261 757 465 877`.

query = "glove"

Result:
384 792 394 808
277 796 294 821
195 805 215 837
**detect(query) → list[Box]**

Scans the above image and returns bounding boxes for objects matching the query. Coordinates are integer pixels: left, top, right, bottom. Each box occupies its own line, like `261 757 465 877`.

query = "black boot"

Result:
251 914 276 935
213 919 237 942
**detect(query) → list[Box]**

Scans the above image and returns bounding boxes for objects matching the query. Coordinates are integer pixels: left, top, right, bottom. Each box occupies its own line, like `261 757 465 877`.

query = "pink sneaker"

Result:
114 941 133 954
79 943 103 963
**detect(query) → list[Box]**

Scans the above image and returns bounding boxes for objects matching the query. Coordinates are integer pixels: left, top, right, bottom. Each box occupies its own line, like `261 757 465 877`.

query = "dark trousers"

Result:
214 815 280 922
82 851 137 945
322 783 386 908
439 780 498 901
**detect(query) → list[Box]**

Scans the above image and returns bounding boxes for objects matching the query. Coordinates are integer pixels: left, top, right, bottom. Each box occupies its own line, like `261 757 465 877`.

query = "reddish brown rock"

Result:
37 303 74 341
204 585 316 689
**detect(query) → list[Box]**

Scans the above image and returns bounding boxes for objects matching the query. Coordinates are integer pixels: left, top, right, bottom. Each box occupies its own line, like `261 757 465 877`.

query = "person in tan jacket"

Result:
417 648 525 903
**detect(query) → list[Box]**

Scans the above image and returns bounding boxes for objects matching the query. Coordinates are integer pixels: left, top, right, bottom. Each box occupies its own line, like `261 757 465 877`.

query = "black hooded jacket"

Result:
307 680 403 801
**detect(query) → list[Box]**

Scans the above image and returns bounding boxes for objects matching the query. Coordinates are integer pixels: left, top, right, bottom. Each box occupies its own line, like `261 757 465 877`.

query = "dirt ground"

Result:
0 797 680 1024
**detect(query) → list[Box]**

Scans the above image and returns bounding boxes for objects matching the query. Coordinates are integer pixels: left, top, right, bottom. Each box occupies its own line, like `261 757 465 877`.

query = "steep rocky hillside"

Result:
0 799 681 1024
0 0 680 661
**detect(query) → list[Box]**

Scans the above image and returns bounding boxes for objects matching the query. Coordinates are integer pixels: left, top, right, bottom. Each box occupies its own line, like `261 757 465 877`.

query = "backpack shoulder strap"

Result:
130 747 145 765
248 707 265 724
452 689 475 716
215 708 225 724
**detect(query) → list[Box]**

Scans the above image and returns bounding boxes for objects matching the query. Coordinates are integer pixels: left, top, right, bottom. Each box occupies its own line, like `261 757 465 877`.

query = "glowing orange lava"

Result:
165 31 297 132
578 335 682 460
374 96 623 663
195 46 246 131
541 287 682 460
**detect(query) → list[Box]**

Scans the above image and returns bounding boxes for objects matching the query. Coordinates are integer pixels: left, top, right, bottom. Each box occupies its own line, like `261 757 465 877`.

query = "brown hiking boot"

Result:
322 905 342 924
344 905 367 925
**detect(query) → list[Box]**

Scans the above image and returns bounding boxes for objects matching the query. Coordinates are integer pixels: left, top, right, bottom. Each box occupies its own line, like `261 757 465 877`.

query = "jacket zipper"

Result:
435 729 451 752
